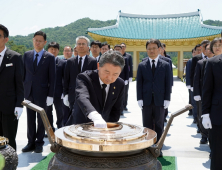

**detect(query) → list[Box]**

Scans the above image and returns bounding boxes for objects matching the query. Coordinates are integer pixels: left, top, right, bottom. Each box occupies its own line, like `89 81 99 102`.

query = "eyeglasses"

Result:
77 43 87 46
33 39 45 44
147 48 158 51
213 44 222 48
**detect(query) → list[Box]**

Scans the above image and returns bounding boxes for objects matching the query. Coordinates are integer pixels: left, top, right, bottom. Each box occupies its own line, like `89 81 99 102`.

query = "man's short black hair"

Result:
47 42 60 50
192 48 195 53
210 37 222 54
194 44 201 51
114 44 122 49
146 39 161 49
90 40 101 48
101 43 110 49
203 42 210 50
120 42 126 47
34 31 46 41
0 24 9 38
200 40 210 46
162 43 166 48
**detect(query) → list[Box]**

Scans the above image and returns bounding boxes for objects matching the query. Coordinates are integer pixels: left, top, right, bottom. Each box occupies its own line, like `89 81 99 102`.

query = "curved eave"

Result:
88 32 221 41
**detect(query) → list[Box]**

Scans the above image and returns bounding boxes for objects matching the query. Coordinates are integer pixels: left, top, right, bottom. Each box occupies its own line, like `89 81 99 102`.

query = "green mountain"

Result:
8 18 116 55
6 18 222 55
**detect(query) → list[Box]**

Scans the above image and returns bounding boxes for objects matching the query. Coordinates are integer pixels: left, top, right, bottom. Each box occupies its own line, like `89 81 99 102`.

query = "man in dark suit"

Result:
46 42 66 131
202 42 222 169
66 51 125 127
137 39 171 157
22 31 56 153
90 40 101 62
193 43 213 144
0 25 24 151
121 43 133 111
114 45 129 116
190 42 209 124
63 36 97 124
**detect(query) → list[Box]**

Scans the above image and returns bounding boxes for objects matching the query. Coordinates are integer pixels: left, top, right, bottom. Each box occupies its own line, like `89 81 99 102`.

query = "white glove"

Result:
88 112 107 128
63 94 69 107
137 100 143 109
129 77 133 82
194 95 201 101
61 93 64 99
124 80 128 85
46 97 53 106
190 87 193 92
186 85 191 89
14 107 23 120
201 114 212 129
164 100 170 109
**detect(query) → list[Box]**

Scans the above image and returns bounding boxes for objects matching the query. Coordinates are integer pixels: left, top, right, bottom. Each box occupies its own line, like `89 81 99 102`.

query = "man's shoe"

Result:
188 111 192 116
200 137 208 144
123 107 128 111
121 112 124 116
22 144 35 152
34 145 43 153
164 119 167 123
193 119 197 124
197 129 200 133
159 151 163 157
44 134 48 138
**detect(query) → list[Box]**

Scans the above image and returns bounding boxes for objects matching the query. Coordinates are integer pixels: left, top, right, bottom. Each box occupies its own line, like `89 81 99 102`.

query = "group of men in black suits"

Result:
186 37 222 169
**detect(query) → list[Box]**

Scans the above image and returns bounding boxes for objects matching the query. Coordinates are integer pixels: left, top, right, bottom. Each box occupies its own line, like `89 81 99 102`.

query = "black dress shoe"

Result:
123 107 128 111
164 119 167 123
159 151 163 157
193 119 197 124
197 129 200 133
22 144 35 152
34 145 43 153
44 134 48 138
188 111 192 116
200 137 208 144
120 112 124 116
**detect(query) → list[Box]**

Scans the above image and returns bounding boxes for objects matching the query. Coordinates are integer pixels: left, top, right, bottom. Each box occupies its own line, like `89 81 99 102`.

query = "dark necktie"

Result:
102 84 107 107
78 57 82 73
33 54 39 71
204 56 207 59
152 60 155 75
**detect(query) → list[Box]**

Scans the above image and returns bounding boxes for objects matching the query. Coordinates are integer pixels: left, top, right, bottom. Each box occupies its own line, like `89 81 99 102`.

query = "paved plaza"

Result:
16 77 211 170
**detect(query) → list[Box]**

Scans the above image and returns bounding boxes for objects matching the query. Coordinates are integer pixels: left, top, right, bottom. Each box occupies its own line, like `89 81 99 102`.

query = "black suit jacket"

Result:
54 57 66 98
23 50 56 106
190 54 203 87
123 52 133 78
0 49 24 114
63 55 97 104
202 54 222 125
119 57 129 81
66 70 125 125
137 58 171 106
193 58 206 97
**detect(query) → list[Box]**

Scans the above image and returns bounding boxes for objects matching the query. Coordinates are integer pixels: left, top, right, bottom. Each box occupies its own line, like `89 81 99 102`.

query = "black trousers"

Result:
46 97 64 130
123 84 129 108
142 104 165 142
196 101 208 138
188 89 193 114
63 104 70 126
164 108 168 119
0 112 18 151
26 94 46 147
209 124 222 170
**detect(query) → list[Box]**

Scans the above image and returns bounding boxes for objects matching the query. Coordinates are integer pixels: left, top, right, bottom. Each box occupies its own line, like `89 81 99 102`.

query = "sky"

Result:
1 0 222 36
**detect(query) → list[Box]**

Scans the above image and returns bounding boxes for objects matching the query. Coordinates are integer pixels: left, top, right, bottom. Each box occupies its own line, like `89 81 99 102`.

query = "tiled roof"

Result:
88 11 222 40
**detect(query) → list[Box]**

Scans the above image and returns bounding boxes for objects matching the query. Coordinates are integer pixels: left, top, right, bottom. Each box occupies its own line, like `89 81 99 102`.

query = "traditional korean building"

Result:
87 10 222 78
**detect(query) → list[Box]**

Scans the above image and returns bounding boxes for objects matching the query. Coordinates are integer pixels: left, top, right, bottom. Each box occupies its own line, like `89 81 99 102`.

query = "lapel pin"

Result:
114 86 115 89
112 92 114 95
44 57 46 58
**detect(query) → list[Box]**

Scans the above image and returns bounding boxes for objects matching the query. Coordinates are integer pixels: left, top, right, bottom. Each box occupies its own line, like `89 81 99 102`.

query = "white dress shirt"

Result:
202 53 205 59
148 55 159 68
99 77 110 102
0 46 7 67
78 55 86 72
96 55 100 62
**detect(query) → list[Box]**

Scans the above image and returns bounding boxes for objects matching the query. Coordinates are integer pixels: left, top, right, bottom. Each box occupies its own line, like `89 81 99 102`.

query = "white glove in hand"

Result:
63 95 69 107
46 97 53 106
129 77 133 82
201 114 212 129
14 107 23 120
164 100 170 109
186 85 191 89
194 95 201 101
137 100 143 109
124 80 128 85
88 112 107 128
61 93 64 99
190 87 193 92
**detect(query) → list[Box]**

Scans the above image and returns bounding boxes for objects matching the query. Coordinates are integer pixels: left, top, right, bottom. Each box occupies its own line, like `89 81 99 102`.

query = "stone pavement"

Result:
16 77 211 170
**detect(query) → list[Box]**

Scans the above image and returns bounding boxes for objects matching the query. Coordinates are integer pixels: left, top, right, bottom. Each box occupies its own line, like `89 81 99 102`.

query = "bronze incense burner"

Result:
22 100 192 170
